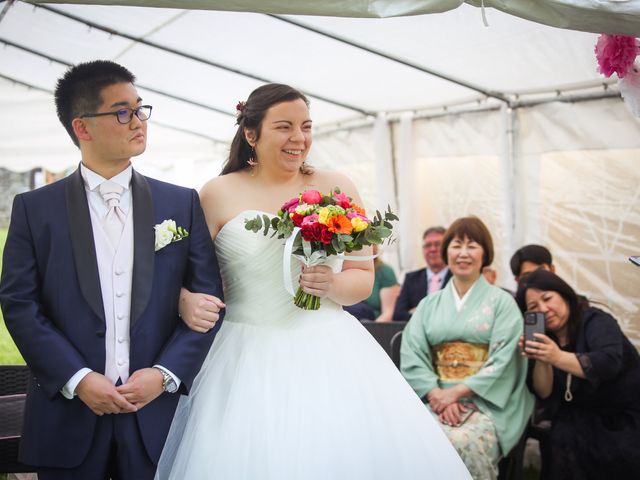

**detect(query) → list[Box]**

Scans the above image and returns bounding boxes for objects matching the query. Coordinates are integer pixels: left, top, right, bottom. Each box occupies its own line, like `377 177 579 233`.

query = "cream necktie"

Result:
98 180 126 248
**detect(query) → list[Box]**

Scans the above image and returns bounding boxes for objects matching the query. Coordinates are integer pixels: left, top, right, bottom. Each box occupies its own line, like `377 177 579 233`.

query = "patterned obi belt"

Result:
431 341 489 381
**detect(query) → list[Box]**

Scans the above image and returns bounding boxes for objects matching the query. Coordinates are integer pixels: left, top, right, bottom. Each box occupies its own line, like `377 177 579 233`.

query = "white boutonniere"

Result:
154 219 189 252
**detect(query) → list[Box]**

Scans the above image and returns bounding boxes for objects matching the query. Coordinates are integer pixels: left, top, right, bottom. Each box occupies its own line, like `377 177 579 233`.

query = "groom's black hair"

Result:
54 60 136 148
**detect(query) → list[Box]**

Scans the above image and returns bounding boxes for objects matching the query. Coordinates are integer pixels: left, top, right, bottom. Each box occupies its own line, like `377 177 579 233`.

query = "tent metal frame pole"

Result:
0 0 14 24
26 2 374 116
0 72 227 143
0 37 235 117
267 14 510 104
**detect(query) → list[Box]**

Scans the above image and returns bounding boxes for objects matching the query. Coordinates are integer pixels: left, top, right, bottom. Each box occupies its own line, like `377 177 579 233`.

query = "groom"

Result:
0 60 224 479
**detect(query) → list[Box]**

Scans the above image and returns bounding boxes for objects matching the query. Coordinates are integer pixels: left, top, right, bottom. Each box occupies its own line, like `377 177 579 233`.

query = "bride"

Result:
156 84 471 479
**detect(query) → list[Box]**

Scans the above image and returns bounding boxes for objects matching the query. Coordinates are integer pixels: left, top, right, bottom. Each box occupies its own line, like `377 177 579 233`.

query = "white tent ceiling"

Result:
0 0 628 154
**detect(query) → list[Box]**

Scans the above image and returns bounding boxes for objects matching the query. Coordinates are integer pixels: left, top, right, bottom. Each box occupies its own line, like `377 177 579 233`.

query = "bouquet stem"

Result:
294 286 321 310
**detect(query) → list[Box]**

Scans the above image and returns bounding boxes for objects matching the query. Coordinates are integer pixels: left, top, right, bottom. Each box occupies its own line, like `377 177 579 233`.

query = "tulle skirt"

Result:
156 306 471 479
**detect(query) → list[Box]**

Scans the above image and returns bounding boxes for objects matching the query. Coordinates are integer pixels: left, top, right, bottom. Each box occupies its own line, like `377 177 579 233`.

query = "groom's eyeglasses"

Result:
80 105 153 125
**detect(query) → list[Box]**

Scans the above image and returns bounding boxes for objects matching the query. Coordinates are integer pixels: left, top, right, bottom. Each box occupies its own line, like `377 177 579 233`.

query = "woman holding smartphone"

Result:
401 217 533 480
517 269 640 480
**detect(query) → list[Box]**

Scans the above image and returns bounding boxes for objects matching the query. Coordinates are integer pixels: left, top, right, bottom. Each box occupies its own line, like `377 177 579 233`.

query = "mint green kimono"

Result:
400 276 534 455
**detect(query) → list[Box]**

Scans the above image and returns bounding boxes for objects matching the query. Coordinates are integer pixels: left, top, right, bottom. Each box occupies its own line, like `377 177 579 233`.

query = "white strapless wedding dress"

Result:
156 211 471 480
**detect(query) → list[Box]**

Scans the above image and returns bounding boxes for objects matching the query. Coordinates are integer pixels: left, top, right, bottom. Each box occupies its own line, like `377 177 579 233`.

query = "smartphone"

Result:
630 256 640 267
524 311 545 344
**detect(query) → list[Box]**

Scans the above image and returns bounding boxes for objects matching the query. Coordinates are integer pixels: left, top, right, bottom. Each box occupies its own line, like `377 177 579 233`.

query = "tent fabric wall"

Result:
393 96 640 347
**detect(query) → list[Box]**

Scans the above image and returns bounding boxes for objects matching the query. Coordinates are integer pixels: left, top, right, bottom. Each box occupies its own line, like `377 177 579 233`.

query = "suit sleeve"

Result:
393 274 413 321
0 195 88 399
153 190 225 392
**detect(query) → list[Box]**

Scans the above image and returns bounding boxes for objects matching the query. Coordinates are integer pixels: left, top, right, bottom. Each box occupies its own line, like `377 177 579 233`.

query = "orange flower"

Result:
351 203 366 216
327 215 353 235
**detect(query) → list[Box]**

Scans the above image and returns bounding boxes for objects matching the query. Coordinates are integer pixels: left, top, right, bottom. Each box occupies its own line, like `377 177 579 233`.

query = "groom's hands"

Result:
179 287 225 333
117 368 164 409
76 372 137 416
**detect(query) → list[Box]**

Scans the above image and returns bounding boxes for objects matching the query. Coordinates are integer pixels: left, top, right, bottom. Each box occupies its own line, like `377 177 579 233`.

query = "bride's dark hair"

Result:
221 83 312 176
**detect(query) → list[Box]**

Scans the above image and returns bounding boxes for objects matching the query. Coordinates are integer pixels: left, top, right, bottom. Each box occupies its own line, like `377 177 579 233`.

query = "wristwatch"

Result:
155 368 178 393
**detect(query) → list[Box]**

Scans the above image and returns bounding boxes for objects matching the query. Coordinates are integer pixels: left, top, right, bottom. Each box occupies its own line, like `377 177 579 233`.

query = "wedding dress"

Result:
156 210 471 479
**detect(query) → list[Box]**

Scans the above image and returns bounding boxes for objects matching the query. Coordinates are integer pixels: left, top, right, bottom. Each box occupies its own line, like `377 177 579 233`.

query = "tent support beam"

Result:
26 2 374 116
0 71 227 143
0 37 235 117
268 14 510 104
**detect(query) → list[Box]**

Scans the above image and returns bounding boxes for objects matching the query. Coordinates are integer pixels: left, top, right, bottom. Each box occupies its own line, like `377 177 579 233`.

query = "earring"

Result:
247 147 258 167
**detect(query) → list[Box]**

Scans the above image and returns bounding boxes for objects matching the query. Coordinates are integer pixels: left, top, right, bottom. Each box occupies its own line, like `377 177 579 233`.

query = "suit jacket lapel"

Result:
417 268 428 298
130 170 154 327
65 167 105 323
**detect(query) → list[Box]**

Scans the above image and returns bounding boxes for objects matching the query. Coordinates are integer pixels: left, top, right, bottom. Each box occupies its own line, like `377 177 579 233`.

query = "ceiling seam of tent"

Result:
113 10 189 60
0 0 15 25
26 1 376 117
0 68 228 144
267 14 510 104
0 37 235 117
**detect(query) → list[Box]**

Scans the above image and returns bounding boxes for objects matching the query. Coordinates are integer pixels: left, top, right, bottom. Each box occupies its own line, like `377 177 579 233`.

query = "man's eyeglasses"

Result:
423 241 442 249
80 105 152 125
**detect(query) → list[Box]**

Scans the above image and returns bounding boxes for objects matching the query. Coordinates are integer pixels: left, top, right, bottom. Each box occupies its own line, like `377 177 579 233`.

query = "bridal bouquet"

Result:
245 187 398 310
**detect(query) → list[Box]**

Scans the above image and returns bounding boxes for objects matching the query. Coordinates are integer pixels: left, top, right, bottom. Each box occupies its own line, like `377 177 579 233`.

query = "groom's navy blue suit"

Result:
0 167 223 472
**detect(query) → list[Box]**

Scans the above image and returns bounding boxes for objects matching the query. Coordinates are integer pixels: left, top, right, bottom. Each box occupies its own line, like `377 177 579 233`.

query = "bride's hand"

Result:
299 265 334 298
179 287 225 333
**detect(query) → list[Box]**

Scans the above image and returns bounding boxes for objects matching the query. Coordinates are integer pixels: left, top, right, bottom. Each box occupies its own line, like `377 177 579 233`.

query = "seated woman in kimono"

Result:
517 269 640 480
400 216 533 480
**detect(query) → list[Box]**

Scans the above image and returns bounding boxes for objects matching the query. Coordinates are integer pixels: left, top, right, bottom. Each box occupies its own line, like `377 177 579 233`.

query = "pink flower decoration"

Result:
281 197 299 213
333 192 351 209
594 34 640 78
346 211 371 222
301 213 319 226
301 189 323 205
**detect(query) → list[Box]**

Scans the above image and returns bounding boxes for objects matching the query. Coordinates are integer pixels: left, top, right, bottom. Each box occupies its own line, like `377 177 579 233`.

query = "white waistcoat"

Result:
89 206 134 384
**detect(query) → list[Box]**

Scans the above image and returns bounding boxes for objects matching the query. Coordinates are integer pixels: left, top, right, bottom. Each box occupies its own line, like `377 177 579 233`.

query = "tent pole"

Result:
0 0 14 25
0 37 235 118
0 72 227 143
27 2 374 116
268 14 509 104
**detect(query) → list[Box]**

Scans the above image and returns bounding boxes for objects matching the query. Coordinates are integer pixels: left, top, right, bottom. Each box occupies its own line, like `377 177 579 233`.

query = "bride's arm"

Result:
178 177 229 332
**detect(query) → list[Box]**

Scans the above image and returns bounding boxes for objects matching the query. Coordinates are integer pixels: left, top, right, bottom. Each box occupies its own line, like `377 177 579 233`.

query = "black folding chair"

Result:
361 321 406 358
389 330 403 368
0 365 31 473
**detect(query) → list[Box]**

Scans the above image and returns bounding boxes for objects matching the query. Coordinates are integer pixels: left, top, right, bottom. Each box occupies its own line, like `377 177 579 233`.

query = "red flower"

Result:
291 213 304 227
301 223 322 242
320 226 333 245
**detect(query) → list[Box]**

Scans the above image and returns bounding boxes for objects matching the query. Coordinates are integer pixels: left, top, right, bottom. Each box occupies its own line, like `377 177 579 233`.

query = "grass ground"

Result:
0 227 25 364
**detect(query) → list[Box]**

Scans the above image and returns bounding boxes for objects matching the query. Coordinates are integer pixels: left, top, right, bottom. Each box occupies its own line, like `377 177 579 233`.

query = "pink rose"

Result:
333 192 351 209
301 189 323 205
282 197 300 213
346 211 370 223
301 213 319 226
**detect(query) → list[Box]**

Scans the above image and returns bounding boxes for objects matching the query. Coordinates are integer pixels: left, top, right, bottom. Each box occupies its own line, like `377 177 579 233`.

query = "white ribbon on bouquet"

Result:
282 226 380 297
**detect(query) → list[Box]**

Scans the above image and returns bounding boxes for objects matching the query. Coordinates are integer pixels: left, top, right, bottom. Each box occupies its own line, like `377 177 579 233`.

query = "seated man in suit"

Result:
509 244 555 282
393 226 452 321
